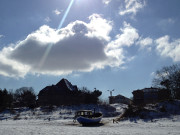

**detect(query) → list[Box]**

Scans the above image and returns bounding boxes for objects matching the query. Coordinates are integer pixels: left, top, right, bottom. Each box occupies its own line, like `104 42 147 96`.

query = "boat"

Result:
74 109 103 125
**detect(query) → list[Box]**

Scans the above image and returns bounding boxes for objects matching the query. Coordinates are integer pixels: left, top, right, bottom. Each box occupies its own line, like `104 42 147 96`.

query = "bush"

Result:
14 87 36 108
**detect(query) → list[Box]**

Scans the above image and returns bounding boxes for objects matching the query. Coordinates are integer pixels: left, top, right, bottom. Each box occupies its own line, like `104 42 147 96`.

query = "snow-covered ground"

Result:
0 104 121 121
0 102 180 135
0 117 180 135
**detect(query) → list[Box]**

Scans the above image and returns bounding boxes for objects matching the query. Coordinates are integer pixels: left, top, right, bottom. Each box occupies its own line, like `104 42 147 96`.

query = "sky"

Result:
0 0 180 99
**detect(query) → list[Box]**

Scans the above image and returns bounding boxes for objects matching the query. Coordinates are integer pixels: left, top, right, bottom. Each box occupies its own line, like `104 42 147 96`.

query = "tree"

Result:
78 87 102 104
0 88 13 111
0 89 3 111
152 64 180 99
14 87 36 108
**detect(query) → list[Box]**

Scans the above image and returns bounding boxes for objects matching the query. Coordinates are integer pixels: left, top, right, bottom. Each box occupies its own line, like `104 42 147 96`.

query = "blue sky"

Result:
0 0 180 99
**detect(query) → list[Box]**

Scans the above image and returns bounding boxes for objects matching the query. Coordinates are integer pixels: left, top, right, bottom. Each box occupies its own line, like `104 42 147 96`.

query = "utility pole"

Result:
107 89 115 97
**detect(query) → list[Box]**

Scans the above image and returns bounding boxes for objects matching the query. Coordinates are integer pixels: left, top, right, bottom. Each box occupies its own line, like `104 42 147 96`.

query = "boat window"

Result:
87 112 92 115
76 111 93 116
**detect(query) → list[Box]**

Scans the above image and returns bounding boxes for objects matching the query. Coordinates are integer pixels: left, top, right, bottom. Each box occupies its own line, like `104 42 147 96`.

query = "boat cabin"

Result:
75 110 93 117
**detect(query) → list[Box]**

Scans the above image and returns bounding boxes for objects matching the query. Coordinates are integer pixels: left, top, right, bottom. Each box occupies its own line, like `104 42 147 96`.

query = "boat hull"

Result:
77 116 102 125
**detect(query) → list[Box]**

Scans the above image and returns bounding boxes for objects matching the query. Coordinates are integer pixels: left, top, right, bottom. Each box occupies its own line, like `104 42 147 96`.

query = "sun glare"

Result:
38 0 75 69
75 0 89 5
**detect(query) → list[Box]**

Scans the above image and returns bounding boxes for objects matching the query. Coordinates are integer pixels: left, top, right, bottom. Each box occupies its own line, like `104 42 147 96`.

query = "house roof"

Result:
38 78 78 96
132 87 160 94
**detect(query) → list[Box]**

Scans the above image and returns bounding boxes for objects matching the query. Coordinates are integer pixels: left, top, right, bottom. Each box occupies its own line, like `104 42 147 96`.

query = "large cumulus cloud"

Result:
0 14 131 77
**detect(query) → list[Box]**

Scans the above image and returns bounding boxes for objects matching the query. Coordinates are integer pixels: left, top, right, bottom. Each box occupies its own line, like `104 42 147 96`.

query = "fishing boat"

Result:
74 109 103 125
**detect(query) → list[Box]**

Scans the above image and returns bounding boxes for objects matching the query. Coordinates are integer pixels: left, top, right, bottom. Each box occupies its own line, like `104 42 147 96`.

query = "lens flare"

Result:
38 0 75 69
58 0 75 29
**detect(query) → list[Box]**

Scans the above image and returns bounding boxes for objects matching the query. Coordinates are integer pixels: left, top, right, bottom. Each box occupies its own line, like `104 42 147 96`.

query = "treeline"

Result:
0 87 102 112
0 87 36 112
69 87 102 105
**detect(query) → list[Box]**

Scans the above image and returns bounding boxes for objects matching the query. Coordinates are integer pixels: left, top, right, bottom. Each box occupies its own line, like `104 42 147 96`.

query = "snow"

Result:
0 118 180 135
64 79 76 91
0 102 180 135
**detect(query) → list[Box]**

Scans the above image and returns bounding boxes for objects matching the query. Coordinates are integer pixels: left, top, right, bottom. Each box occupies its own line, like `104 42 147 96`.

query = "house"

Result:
109 94 132 105
37 78 78 106
132 87 171 105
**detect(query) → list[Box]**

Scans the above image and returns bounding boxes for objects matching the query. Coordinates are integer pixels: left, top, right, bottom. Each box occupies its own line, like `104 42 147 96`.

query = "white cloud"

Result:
44 17 51 23
0 52 29 78
167 18 175 24
53 9 61 15
0 14 146 78
119 0 145 16
0 14 126 77
136 37 153 51
87 14 113 41
155 35 180 62
158 18 175 26
0 35 4 38
102 0 112 5
107 22 139 49
105 22 139 67
157 18 175 31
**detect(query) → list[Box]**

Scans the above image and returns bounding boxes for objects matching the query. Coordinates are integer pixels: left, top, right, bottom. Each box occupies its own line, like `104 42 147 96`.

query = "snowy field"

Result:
1 102 180 135
0 117 180 135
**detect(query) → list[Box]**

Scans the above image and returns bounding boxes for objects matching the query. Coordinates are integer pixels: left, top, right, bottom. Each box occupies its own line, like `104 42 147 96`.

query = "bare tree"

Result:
152 64 180 99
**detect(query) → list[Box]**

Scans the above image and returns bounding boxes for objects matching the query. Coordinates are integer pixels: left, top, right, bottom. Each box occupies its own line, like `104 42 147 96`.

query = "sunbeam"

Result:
58 0 75 29
38 0 75 69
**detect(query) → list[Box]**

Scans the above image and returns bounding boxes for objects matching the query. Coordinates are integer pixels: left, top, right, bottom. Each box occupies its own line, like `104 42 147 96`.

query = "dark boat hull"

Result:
77 115 102 125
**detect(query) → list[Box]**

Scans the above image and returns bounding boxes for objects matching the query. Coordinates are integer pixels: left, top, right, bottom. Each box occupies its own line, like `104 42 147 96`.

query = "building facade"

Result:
109 94 132 105
132 87 171 105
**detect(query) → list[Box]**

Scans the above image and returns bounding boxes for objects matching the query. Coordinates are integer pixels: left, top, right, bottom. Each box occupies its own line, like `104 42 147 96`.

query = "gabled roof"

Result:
38 78 78 96
56 78 78 91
